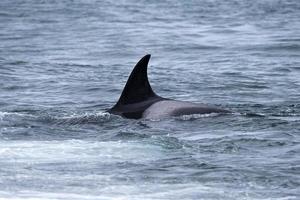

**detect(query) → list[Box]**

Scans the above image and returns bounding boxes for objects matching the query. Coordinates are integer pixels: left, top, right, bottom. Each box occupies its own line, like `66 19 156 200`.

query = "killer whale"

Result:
108 54 229 119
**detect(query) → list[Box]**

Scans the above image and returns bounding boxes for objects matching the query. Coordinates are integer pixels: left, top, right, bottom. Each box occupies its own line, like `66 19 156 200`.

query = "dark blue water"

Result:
1 0 300 199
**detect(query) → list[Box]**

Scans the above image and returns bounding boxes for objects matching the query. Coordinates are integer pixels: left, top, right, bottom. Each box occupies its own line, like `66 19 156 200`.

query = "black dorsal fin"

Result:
115 54 157 106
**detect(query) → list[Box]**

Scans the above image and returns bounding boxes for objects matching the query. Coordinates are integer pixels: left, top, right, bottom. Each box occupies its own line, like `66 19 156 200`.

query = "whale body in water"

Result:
108 54 229 119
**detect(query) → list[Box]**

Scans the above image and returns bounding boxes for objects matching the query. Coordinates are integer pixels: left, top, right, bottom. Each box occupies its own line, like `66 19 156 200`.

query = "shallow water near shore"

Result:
1 0 300 199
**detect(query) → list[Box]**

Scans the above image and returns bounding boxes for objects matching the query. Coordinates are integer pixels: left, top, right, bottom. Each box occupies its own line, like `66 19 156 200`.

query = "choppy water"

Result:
1 0 300 199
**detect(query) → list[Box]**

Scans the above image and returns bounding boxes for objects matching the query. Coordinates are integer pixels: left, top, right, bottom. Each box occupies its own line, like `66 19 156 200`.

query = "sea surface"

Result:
1 0 300 199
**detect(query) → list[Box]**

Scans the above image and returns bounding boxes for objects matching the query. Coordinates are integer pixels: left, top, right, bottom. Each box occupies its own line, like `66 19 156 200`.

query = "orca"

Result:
108 54 229 119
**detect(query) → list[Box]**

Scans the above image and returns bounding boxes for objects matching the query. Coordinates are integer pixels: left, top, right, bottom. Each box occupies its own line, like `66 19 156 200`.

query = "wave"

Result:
178 113 222 121
47 112 112 125
0 111 34 121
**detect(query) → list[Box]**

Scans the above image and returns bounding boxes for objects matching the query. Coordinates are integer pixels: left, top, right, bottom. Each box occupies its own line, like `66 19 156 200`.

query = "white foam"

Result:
60 112 110 120
0 112 34 121
0 140 164 164
180 113 220 120
1 183 296 200
0 112 12 121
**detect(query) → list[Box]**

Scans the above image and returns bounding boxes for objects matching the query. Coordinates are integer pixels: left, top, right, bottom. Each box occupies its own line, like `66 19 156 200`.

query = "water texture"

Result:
0 0 300 199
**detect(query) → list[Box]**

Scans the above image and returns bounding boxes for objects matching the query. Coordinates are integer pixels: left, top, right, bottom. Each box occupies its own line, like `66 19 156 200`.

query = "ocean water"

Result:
1 0 300 199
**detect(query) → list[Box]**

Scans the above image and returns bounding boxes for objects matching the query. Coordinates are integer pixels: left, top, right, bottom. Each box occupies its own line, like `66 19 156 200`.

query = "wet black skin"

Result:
108 54 229 119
